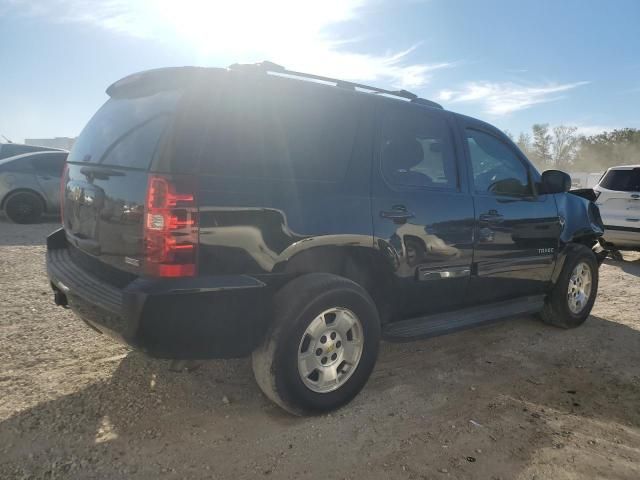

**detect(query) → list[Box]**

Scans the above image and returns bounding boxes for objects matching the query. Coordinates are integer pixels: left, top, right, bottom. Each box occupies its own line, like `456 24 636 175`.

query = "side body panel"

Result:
594 168 640 248
0 156 47 209
371 103 475 319
455 115 561 303
195 88 375 279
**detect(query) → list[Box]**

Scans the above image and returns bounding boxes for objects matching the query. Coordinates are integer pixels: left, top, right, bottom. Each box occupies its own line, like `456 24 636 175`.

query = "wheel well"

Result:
2 188 47 212
281 246 395 323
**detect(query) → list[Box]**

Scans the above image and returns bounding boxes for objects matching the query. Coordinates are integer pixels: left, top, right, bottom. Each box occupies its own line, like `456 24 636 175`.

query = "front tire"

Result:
542 244 599 329
252 273 381 415
4 191 44 224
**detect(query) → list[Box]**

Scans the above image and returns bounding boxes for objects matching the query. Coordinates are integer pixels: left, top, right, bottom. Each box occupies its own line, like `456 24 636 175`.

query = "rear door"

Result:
32 152 67 209
62 90 180 274
457 118 561 303
596 167 640 229
372 103 475 319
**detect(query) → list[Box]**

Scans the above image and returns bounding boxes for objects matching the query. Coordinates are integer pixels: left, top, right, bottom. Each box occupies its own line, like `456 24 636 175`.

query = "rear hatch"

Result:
596 167 640 228
62 71 198 278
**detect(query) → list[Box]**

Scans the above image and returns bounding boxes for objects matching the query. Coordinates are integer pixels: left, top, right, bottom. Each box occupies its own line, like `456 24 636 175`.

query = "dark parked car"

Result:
46 63 604 415
1 150 68 223
0 142 65 160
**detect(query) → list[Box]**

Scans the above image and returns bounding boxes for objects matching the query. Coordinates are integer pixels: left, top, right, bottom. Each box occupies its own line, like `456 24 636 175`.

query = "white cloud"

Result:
6 0 452 90
437 81 590 115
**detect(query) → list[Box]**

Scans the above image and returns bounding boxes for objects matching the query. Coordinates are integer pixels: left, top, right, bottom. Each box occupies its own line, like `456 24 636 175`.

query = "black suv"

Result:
47 63 604 415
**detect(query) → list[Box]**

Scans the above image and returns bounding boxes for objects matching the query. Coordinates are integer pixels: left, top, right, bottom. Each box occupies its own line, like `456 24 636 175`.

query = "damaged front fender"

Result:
551 192 605 283
557 191 604 246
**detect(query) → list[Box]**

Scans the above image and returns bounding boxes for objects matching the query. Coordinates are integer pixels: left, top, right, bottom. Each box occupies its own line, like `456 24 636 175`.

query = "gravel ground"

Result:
1 218 639 479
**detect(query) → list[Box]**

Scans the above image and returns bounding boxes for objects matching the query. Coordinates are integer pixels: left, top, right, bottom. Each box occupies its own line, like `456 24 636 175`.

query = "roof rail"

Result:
228 61 443 109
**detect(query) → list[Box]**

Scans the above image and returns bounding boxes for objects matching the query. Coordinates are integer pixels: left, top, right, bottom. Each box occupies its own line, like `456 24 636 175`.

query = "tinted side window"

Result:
599 169 640 192
380 108 457 189
196 78 360 181
466 129 531 196
32 154 67 176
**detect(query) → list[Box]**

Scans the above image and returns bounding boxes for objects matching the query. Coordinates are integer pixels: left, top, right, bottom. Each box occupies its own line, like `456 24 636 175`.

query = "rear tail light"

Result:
60 162 68 225
144 175 198 277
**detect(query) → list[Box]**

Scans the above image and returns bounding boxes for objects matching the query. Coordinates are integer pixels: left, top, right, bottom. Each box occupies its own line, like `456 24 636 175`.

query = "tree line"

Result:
506 126 640 172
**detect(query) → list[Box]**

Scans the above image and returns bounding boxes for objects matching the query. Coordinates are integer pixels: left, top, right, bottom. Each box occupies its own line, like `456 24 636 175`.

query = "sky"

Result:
1 0 639 143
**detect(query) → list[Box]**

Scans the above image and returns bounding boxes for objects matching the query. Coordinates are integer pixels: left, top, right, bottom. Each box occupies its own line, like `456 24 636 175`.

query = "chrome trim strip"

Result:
418 267 471 281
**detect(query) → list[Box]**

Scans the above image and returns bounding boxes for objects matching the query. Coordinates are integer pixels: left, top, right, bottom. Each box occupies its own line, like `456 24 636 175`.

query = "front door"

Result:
458 120 561 303
372 104 475 319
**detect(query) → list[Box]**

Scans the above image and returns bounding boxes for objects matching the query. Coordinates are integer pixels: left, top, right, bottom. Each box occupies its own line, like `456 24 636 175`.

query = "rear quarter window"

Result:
182 77 361 182
379 105 458 190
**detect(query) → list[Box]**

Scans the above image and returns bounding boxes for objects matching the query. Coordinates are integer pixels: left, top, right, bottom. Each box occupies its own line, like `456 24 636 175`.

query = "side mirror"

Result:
541 170 571 194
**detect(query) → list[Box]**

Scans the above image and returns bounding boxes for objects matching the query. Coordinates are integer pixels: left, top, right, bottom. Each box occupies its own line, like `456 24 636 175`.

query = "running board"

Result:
383 295 546 341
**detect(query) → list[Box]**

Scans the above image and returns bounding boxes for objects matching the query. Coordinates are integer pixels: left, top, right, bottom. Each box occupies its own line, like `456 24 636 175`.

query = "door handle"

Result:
38 175 51 180
380 205 415 222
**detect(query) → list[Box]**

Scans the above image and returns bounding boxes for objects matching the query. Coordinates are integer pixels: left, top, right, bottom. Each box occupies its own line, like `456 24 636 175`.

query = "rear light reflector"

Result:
144 175 198 277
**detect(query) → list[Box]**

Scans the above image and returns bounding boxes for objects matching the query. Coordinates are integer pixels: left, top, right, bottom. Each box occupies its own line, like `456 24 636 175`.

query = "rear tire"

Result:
252 273 381 416
541 244 598 329
4 191 44 224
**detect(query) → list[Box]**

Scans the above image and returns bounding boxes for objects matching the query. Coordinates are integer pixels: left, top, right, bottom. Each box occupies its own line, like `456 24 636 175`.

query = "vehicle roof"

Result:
0 150 68 165
107 63 448 113
606 164 640 170
107 64 522 142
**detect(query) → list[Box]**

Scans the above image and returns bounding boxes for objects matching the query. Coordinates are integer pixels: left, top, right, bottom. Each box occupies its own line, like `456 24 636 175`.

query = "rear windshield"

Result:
599 168 640 192
67 90 180 170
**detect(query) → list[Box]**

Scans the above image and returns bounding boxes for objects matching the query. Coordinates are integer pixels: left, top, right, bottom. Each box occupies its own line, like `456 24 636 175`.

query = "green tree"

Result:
532 123 552 168
551 125 579 169
516 132 532 158
577 128 640 170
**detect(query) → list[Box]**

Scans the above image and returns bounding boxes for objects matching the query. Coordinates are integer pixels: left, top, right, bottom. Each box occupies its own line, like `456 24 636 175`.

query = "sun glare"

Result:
154 0 360 59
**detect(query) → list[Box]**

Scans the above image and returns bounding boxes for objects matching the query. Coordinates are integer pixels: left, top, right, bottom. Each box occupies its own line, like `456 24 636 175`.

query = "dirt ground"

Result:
1 218 639 480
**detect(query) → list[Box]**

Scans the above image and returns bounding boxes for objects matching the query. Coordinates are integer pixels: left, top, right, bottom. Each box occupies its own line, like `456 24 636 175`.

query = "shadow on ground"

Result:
2 314 639 479
0 216 58 246
604 256 640 277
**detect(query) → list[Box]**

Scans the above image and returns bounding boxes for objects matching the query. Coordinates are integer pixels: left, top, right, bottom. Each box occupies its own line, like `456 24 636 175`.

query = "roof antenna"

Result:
1 135 12 143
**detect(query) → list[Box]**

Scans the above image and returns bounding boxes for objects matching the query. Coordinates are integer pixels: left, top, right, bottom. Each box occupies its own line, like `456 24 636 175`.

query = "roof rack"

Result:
228 61 443 109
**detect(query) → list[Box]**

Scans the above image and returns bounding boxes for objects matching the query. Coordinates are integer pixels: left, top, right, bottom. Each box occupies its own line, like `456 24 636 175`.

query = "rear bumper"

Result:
46 228 272 359
601 225 640 249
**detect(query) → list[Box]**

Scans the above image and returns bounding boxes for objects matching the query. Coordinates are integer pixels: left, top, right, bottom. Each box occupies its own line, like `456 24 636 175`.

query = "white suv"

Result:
594 165 640 251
